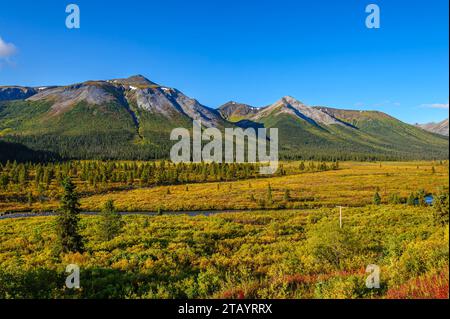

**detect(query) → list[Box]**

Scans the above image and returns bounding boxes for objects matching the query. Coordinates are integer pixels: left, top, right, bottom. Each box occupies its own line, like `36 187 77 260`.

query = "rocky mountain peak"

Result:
253 95 343 126
279 95 305 106
109 75 158 88
218 101 259 121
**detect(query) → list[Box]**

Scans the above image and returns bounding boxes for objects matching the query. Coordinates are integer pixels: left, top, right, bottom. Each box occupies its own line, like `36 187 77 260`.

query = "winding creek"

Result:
0 196 434 221
0 210 251 220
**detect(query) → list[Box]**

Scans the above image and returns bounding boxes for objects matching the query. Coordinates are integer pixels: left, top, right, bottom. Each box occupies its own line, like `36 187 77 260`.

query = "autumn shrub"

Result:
0 206 448 299
386 268 449 299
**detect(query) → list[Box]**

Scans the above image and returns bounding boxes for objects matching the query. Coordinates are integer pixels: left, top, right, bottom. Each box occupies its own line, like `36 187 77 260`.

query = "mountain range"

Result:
416 119 449 137
0 75 448 161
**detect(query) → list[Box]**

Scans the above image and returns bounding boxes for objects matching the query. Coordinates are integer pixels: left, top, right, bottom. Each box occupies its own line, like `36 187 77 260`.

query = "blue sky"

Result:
0 0 448 124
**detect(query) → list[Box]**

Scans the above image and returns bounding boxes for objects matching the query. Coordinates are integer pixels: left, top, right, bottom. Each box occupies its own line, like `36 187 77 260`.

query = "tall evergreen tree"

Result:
56 177 84 253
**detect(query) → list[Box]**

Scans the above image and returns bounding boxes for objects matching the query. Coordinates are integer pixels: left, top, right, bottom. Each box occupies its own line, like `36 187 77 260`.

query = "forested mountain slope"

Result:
0 76 448 161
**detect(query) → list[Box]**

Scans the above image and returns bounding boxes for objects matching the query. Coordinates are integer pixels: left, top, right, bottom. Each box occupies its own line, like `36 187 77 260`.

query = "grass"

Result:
81 161 448 212
0 205 447 299
0 160 447 299
0 161 447 213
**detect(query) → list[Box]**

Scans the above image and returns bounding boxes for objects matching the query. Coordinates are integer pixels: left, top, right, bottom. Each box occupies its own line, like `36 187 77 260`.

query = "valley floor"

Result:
0 161 448 299
1 161 448 213
0 206 448 299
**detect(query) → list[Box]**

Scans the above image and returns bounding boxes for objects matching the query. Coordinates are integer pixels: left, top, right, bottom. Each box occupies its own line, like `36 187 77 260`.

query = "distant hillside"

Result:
219 101 259 122
0 86 38 101
416 119 449 137
0 76 228 160
0 75 448 161
0 140 60 163
219 98 449 160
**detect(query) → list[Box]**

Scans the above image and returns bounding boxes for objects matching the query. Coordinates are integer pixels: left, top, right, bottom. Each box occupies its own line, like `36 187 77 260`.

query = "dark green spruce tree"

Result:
56 177 84 253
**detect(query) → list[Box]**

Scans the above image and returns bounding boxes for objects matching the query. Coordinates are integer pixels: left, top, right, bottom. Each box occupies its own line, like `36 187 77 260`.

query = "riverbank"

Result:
0 209 272 220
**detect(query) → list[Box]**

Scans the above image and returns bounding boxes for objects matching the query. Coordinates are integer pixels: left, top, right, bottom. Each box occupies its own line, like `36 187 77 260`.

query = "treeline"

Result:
0 140 60 163
0 160 264 190
2 134 448 163
0 160 340 208
0 160 341 190
280 149 448 162
3 134 171 161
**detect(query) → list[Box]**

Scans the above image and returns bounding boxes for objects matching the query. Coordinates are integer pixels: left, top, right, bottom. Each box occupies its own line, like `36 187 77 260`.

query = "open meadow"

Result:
0 160 448 299
0 206 448 298
81 161 449 212
0 161 448 213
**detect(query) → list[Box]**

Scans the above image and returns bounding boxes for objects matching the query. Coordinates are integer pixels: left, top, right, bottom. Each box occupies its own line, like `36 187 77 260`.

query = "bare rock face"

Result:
21 75 226 127
252 96 344 126
27 82 120 116
416 119 449 136
170 89 224 127
133 87 182 116
0 86 38 101
131 86 224 127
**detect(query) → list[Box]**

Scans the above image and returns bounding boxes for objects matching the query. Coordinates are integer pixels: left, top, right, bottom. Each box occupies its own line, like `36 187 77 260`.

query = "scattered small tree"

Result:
99 200 123 241
373 192 382 205
258 198 266 208
388 193 401 205
0 174 9 190
433 191 449 225
299 162 306 171
284 189 291 202
267 184 273 203
407 192 416 206
27 191 33 207
332 160 340 170
417 189 427 207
